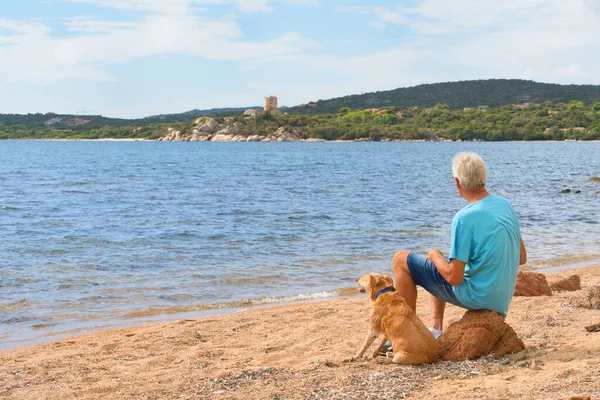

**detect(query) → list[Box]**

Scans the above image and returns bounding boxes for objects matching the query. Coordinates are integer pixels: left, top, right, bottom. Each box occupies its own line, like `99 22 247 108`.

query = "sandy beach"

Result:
1 265 599 400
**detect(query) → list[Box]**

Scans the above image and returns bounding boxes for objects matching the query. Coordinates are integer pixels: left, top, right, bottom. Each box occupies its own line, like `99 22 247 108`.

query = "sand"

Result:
1 266 599 400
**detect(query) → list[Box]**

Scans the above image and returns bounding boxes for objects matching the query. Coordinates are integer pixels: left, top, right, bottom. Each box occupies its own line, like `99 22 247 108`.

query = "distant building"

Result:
264 96 278 112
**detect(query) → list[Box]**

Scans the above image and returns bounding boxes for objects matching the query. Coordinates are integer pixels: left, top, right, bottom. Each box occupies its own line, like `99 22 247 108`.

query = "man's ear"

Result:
454 177 462 190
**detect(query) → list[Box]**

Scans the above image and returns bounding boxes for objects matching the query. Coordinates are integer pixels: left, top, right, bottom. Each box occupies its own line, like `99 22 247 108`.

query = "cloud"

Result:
332 0 600 87
368 21 387 30
0 2 314 85
55 0 317 14
338 5 407 24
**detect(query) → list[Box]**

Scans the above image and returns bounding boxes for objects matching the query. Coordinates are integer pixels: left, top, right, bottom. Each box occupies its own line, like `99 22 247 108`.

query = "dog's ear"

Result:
368 275 378 301
383 274 394 287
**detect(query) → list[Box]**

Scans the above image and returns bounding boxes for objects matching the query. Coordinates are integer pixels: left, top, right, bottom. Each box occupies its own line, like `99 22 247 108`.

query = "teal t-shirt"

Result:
449 194 521 317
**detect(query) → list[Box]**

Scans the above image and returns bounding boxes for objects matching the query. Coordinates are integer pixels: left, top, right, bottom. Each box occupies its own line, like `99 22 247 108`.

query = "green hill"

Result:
285 79 600 114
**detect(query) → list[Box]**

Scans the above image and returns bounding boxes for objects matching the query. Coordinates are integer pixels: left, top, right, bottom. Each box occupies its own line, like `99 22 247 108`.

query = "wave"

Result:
523 253 600 271
120 287 360 319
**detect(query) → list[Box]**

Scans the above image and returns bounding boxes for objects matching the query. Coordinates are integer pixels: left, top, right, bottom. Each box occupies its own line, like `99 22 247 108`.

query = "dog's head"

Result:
356 273 395 301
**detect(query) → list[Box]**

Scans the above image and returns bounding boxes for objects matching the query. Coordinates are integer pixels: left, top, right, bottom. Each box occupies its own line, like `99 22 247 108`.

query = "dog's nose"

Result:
359 287 366 293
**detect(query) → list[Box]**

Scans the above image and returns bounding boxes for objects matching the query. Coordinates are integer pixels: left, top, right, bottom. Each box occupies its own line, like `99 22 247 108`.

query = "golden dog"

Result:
354 273 438 364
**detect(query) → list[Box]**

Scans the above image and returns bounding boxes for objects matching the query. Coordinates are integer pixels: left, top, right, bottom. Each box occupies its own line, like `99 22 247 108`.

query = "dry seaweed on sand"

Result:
195 357 510 400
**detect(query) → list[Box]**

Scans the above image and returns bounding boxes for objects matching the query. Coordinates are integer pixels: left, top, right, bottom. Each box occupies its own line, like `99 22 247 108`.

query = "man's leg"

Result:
428 293 446 331
393 250 417 311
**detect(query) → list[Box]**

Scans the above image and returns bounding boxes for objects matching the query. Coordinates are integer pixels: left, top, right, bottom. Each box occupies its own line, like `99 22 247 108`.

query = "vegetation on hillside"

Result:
1 79 600 141
2 101 600 141
232 101 600 141
285 79 600 115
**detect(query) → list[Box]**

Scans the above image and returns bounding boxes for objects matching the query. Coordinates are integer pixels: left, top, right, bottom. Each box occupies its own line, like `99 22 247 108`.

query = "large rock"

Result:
514 272 553 296
243 109 261 118
197 118 220 133
438 310 525 361
262 127 303 142
573 286 600 309
159 127 183 141
550 275 581 292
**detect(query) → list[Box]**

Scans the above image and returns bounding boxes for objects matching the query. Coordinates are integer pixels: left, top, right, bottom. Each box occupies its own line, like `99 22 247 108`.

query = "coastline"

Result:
2 265 599 399
3 138 600 142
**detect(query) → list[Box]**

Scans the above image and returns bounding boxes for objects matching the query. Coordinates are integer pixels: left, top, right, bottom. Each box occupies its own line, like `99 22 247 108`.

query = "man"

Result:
393 152 527 339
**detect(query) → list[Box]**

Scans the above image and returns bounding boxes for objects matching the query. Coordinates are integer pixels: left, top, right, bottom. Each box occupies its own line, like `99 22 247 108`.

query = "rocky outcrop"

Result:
243 109 261 118
573 286 600 309
212 126 242 142
550 275 581 292
262 127 303 142
158 118 305 142
438 310 525 361
514 272 553 296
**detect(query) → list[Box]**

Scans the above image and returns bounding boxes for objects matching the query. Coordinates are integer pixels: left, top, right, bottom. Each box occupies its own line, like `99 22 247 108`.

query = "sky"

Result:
1 0 599 118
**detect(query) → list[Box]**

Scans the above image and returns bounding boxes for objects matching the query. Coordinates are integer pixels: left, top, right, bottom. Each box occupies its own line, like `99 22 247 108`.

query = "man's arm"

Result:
427 248 466 286
519 238 527 265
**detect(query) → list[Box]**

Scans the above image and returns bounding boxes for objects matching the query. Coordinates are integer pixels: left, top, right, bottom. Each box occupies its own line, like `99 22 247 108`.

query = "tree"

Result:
566 100 585 111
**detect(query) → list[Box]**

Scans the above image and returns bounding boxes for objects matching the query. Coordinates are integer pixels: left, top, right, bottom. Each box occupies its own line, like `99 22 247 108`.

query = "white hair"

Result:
452 152 487 190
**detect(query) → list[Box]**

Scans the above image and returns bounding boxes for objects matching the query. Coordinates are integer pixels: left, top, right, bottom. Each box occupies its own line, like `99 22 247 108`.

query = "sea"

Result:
1 140 599 350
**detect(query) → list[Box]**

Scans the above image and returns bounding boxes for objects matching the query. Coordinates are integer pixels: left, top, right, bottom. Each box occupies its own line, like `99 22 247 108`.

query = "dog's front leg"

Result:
371 334 388 358
354 327 379 360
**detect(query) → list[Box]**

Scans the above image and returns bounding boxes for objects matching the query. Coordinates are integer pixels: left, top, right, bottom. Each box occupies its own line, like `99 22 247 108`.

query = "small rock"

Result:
570 396 591 400
551 275 581 292
319 359 337 368
514 272 553 296
506 350 527 362
573 286 600 309
515 360 531 368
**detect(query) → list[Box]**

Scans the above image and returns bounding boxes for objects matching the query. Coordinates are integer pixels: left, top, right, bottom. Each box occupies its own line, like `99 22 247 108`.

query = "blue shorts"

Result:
406 252 468 309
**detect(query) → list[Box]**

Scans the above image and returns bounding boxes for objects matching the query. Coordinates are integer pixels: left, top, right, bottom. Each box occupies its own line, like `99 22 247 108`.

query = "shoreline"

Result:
3 257 600 353
3 138 600 143
2 264 599 399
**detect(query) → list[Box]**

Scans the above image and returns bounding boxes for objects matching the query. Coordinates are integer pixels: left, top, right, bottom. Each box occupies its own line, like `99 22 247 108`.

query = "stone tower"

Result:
264 96 278 112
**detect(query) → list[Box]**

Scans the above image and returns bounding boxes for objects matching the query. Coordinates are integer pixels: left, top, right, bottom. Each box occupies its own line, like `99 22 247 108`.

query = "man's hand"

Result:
427 248 466 286
427 248 445 264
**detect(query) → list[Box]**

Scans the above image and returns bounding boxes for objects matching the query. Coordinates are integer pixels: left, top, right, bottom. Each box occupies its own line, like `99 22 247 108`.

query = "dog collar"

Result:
375 287 396 300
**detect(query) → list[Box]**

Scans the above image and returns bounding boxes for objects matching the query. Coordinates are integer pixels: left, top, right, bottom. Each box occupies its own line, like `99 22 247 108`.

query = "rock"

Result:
550 275 581 292
515 360 531 368
246 135 262 142
214 126 240 137
570 396 591 400
211 133 235 142
560 189 571 194
505 349 527 361
514 272 553 296
198 118 220 133
243 109 261 118
262 127 303 142
438 310 525 361
160 128 185 141
573 286 600 309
